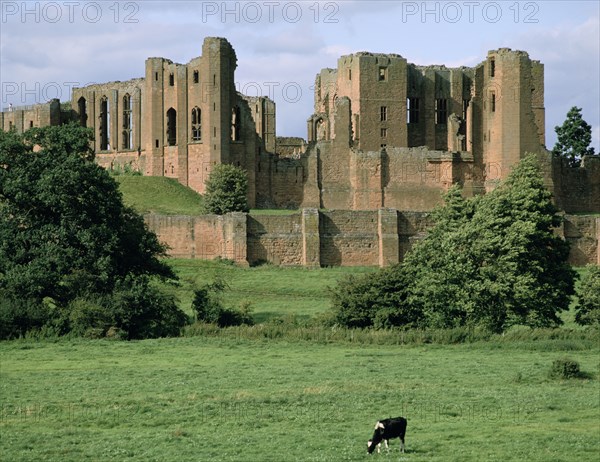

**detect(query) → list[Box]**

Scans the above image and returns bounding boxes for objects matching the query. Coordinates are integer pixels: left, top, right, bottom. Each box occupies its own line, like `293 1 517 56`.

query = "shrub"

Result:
575 265 600 326
0 298 50 339
67 297 112 337
548 358 581 379
329 264 421 329
192 278 254 327
202 163 249 214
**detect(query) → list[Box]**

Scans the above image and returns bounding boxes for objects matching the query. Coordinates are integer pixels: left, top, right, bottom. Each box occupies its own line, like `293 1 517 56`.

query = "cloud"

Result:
514 17 600 150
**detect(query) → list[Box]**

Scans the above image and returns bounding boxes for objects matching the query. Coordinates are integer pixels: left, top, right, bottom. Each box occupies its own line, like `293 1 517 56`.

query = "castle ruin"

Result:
1 37 599 266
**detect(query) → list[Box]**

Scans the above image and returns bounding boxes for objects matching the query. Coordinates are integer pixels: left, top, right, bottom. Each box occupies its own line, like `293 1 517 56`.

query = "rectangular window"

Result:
155 139 159 148
380 128 387 138
462 100 469 151
491 92 496 112
169 73 174 86
193 70 199 84
348 68 352 80
490 58 495 77
462 99 469 120
380 106 387 122
435 99 447 125
407 98 419 124
378 67 387 81
29 121 34 128
155 72 158 81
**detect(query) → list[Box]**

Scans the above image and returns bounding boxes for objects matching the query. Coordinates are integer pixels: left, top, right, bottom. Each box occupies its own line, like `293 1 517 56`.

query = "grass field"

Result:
165 259 376 323
2 229 598 461
1 262 599 461
1 336 598 462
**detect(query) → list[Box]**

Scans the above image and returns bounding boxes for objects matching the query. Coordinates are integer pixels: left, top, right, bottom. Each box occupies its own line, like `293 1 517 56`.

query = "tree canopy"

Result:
575 265 600 326
331 154 577 333
202 163 249 215
0 123 185 339
553 106 596 167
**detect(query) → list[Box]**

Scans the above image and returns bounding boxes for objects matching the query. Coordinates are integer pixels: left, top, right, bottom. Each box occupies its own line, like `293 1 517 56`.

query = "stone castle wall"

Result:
145 211 599 267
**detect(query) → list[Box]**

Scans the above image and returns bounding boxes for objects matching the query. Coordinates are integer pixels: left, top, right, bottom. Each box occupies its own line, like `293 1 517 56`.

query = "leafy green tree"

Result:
575 265 600 326
202 164 249 214
330 155 576 333
461 154 576 331
0 123 184 338
403 185 477 328
553 106 596 167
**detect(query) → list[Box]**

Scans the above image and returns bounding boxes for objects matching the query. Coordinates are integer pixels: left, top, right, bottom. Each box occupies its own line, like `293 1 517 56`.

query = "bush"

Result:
0 298 50 339
109 276 188 339
67 297 112 337
548 358 582 379
192 278 254 327
202 164 249 214
575 265 600 326
329 264 421 329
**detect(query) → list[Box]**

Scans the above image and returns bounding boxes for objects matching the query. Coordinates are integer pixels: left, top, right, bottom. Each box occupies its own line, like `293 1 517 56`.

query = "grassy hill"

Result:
114 176 204 216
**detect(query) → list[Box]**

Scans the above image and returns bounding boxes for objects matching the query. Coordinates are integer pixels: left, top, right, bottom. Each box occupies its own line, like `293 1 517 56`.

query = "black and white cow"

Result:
366 416 407 454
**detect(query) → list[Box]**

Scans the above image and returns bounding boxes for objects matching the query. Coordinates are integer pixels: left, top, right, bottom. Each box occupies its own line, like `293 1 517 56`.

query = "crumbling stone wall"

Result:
0 99 62 132
146 210 598 267
553 156 600 214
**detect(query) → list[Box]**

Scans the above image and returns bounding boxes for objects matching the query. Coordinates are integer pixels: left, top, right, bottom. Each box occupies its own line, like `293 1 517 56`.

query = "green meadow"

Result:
1 261 598 461
1 334 598 461
1 177 598 461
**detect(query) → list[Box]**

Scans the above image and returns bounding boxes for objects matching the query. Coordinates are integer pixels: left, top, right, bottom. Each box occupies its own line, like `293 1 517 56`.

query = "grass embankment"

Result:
114 176 204 216
114 175 305 217
164 259 376 323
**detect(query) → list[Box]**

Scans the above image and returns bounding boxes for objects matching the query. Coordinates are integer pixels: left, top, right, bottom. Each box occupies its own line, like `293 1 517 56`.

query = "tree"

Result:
402 185 478 329
0 123 185 338
330 155 577 333
202 164 249 214
460 154 576 331
575 265 600 326
553 106 596 167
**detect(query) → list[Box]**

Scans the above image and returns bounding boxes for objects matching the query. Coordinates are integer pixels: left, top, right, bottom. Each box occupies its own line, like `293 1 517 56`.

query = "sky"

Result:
1 0 599 151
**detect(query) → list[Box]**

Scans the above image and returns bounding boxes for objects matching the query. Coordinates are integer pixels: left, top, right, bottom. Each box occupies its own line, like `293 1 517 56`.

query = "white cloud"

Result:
513 17 600 151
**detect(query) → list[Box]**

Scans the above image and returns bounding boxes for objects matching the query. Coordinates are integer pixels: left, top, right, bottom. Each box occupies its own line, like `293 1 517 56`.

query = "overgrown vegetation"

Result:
191 277 254 327
201 163 249 214
0 124 186 339
553 106 596 167
548 357 583 379
575 264 600 325
330 155 577 333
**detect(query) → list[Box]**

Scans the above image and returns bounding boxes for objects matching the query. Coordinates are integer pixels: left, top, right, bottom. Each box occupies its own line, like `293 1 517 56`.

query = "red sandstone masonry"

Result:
145 211 598 268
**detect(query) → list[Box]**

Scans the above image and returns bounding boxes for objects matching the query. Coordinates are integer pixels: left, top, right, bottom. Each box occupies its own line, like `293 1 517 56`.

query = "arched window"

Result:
78 97 87 127
166 108 177 146
122 94 133 149
191 107 201 141
231 106 241 141
100 96 109 150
